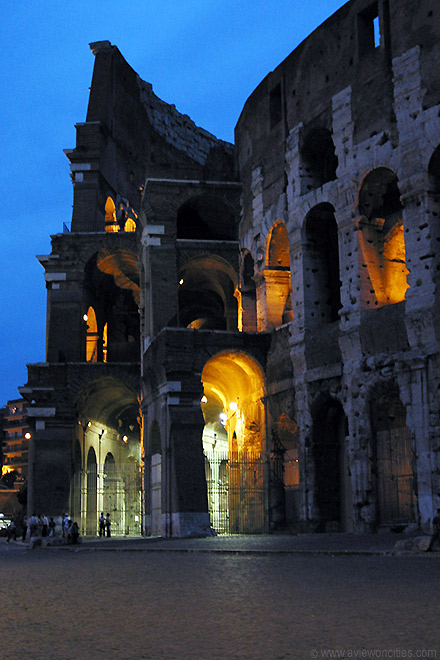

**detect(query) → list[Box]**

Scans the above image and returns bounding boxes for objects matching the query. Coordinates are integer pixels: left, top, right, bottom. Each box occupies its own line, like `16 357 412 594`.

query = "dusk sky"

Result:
0 0 345 407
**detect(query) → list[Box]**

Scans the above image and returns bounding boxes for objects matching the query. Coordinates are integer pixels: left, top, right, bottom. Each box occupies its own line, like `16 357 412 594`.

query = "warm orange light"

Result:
2 466 14 476
24 432 32 440
201 396 208 404
124 218 136 232
229 402 238 412
122 435 128 443
179 279 184 285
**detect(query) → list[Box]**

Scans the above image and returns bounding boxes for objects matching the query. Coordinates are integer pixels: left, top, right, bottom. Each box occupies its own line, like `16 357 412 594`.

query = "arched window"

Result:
357 168 408 307
85 306 98 362
124 218 136 233
105 197 120 233
303 204 341 327
257 222 293 329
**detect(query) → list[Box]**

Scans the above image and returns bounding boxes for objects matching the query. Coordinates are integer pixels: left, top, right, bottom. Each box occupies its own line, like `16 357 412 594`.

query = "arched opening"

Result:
103 453 118 532
357 168 409 307
73 377 142 537
257 222 293 330
201 352 266 534
86 447 98 536
303 204 342 327
83 248 140 362
312 398 352 532
150 421 162 537
85 306 99 362
178 255 238 330
177 196 237 240
300 127 338 192
370 385 416 527
105 196 119 233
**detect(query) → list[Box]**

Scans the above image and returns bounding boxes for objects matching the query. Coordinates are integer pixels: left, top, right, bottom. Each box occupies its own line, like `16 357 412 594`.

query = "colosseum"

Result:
20 0 440 537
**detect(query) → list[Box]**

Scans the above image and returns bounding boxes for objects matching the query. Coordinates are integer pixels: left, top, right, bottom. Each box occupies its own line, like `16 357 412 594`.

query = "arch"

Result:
201 351 266 533
105 196 120 233
86 447 98 536
312 396 352 532
300 127 338 191
124 218 136 233
176 195 237 240
83 249 140 362
302 203 342 327
258 222 293 329
178 255 238 330
85 306 99 362
103 452 118 530
357 167 409 307
369 383 416 526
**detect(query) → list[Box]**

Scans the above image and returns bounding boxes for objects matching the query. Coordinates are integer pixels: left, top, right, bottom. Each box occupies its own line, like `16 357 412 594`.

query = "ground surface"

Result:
0 548 439 659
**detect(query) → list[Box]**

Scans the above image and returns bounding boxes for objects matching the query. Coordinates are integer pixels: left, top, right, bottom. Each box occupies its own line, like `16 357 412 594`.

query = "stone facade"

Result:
21 0 440 537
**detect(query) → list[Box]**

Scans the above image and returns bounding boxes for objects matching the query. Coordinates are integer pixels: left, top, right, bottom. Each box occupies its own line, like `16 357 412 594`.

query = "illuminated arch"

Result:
201 351 266 533
105 196 120 233
258 221 293 329
357 168 409 307
85 306 98 362
124 218 136 232
178 255 238 330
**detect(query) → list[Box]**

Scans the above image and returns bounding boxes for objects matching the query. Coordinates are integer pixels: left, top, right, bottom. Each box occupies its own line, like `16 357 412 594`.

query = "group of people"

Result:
62 513 80 544
25 514 56 539
99 512 112 537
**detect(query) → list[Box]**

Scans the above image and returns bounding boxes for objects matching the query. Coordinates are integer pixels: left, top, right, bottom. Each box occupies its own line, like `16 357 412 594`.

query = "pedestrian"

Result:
71 521 80 544
426 508 440 552
99 512 106 537
22 516 27 542
48 517 56 537
63 513 70 538
40 514 48 537
28 513 39 537
6 520 16 543
105 513 111 537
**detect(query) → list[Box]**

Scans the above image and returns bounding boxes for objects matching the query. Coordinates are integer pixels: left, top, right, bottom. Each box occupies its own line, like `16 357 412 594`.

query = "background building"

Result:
21 0 440 536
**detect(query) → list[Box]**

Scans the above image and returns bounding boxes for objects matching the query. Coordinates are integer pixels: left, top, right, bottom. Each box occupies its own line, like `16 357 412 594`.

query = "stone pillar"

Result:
158 374 210 538
398 360 435 530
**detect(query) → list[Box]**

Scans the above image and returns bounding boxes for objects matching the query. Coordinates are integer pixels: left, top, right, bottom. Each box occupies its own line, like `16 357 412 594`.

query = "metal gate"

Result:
204 450 265 534
71 461 142 536
377 426 416 525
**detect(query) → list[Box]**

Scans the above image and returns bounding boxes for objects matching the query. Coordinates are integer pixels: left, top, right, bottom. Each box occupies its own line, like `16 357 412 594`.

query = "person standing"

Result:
99 512 106 537
48 517 56 537
105 513 111 538
6 520 16 543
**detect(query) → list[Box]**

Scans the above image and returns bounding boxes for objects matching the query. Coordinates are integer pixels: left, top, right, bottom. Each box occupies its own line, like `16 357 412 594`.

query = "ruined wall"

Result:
235 0 440 531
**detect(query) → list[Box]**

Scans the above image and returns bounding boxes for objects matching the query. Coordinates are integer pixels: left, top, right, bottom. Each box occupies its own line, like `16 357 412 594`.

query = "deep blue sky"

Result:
0 0 345 407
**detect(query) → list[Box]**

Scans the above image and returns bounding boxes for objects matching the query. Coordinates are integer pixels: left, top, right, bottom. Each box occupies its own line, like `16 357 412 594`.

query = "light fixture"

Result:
201 395 207 404
179 278 184 285
122 435 128 443
87 421 91 428
229 402 238 412
24 432 32 440
219 413 227 426
83 314 88 322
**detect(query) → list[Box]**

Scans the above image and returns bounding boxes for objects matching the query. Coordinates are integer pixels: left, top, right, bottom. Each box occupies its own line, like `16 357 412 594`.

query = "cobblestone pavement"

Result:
0 540 439 659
